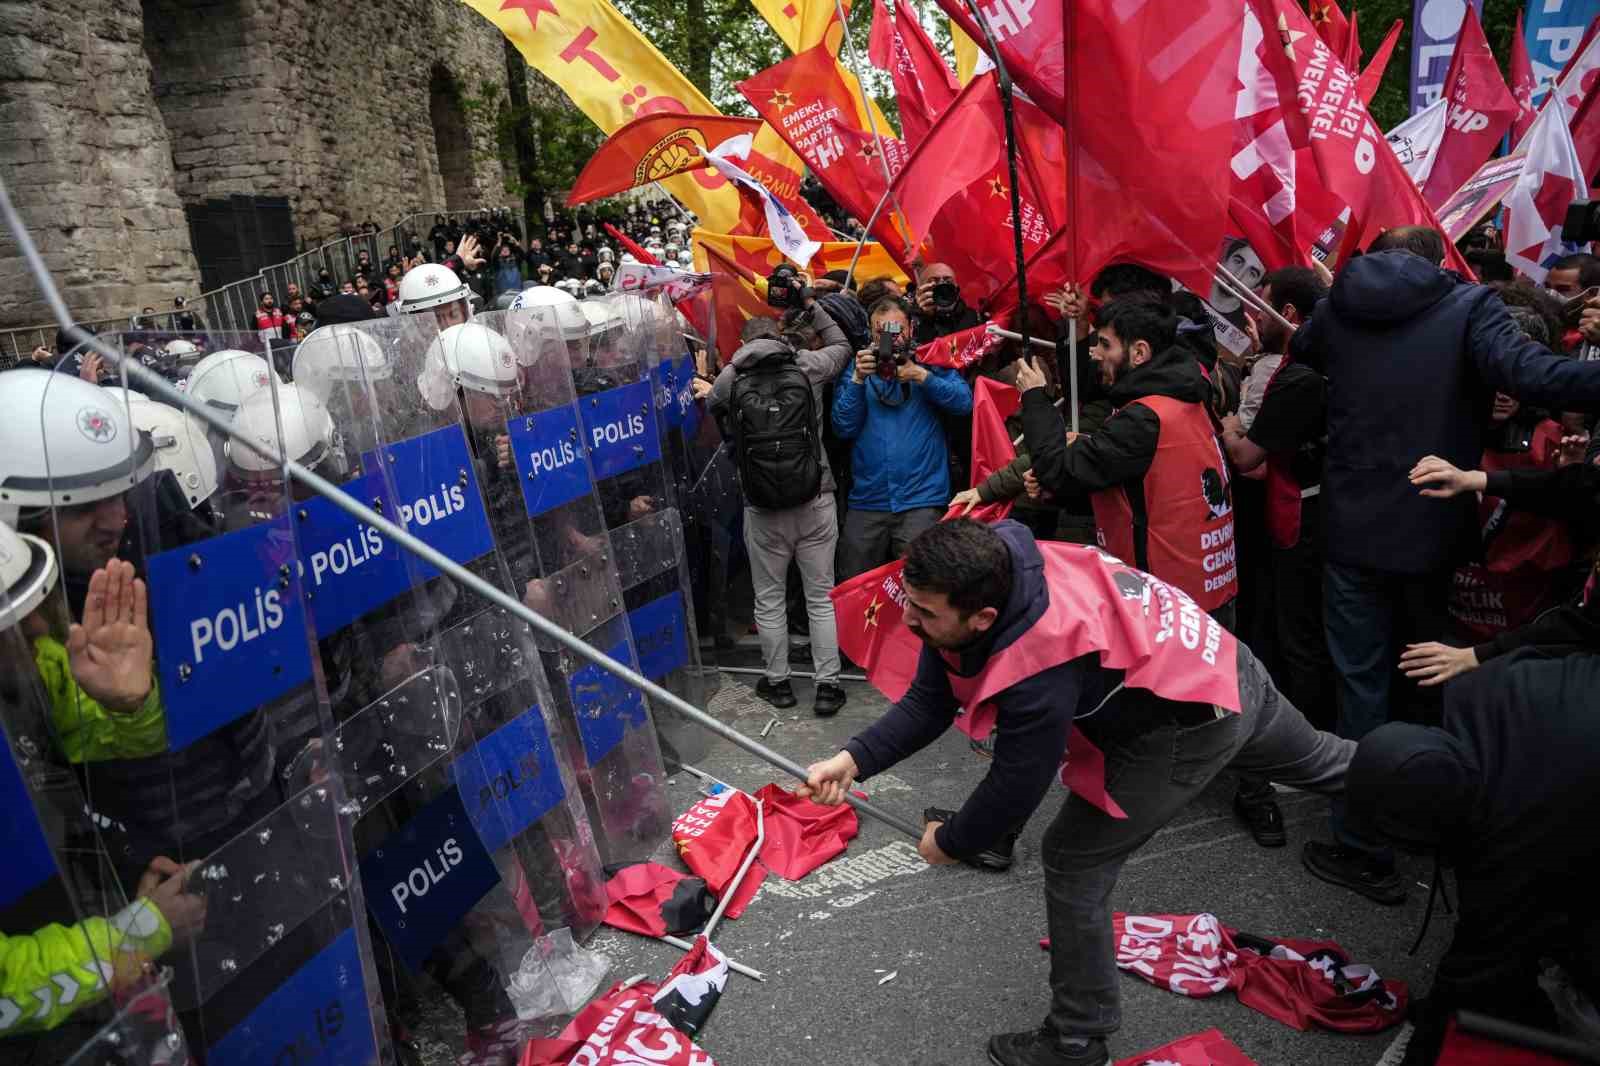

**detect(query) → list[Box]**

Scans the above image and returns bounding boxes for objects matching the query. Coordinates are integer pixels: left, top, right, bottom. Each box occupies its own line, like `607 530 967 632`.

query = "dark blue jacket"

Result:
1290 251 1600 574
831 361 971 513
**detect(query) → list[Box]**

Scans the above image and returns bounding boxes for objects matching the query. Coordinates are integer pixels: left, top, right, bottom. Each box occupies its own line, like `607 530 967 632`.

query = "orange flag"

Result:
567 113 761 205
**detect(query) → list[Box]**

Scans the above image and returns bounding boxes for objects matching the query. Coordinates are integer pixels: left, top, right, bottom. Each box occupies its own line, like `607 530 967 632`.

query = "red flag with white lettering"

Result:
875 0 961 149
1306 0 1354 68
1421 6 1519 210
521 984 717 1066
671 789 765 919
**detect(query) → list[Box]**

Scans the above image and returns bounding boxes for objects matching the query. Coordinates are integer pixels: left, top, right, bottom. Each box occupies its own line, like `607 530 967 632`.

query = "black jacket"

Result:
845 522 1179 859
1020 344 1212 572
1290 250 1600 574
912 298 980 345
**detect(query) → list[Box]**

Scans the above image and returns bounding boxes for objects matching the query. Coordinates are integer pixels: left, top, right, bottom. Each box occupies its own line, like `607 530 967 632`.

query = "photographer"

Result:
834 297 973 579
709 304 853 717
912 263 980 344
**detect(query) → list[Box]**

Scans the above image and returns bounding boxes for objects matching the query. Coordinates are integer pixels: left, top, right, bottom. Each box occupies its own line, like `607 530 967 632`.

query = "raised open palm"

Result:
66 560 153 713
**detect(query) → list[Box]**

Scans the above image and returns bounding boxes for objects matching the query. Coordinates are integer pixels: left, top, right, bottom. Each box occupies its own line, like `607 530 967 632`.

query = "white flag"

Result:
1504 95 1587 284
1385 98 1447 188
699 137 821 268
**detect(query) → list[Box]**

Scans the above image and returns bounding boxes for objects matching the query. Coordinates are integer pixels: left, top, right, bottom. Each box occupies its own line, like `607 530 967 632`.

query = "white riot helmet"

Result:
597 246 615 264
186 350 280 415
225 385 336 481
0 520 57 630
292 324 392 403
425 323 519 399
126 400 219 509
397 262 472 323
0 369 156 510
584 279 606 296
162 338 203 368
580 298 624 339
513 285 588 342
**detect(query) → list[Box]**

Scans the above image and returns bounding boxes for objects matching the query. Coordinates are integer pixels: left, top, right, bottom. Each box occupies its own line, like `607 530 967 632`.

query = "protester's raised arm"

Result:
1468 291 1600 409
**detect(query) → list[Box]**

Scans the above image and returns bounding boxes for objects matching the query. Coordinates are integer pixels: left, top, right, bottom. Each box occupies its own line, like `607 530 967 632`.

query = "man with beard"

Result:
800 519 1351 1066
1018 297 1280 846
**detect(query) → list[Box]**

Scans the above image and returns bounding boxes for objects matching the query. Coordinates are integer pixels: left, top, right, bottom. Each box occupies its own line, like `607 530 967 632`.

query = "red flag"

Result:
521 984 717 1066
867 0 893 69
915 321 1005 373
1421 6 1519 210
1357 19 1404 106
749 784 859 879
1511 9 1538 144
606 222 660 266
1573 68 1600 185
603 863 702 937
883 0 962 149
568 113 763 205
649 936 729 1039
938 0 1240 300
698 239 772 362
1342 8 1360 72
888 72 1064 310
1306 0 1354 67
1343 122 1478 278
963 375 1022 523
1113 1029 1258 1066
831 560 923 702
737 45 915 267
671 789 765 919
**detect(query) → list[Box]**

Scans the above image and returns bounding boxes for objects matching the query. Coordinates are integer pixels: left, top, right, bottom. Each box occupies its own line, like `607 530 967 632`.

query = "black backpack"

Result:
729 350 822 510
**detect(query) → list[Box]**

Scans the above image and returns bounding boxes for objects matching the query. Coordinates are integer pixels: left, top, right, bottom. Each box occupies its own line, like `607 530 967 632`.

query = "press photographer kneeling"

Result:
833 296 973 578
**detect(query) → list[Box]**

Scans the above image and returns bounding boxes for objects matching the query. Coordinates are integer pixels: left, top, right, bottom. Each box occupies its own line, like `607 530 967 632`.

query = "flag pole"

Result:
832 0 919 263
1062 0 1079 433
847 184 896 281
962 0 1033 359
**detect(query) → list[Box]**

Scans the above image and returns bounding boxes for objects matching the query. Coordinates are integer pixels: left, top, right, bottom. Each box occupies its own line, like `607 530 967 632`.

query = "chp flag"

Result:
1504 94 1590 283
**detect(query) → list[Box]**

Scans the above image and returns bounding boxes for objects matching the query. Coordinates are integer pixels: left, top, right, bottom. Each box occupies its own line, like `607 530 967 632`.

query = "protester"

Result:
910 262 980 344
710 311 852 716
832 297 973 579
1219 267 1335 731
1287 225 1600 904
800 519 1352 1066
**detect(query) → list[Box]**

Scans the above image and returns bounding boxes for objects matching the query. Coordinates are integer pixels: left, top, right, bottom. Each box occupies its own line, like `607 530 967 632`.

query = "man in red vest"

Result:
801 519 1351 1066
1015 297 1281 847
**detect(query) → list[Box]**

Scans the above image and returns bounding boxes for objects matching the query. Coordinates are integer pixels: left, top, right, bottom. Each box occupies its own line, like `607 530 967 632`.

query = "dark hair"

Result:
1550 251 1600 288
1094 295 1177 354
822 269 853 291
1463 249 1513 283
1261 266 1327 319
868 295 911 321
857 276 899 309
902 519 1012 617
1089 263 1169 302
1368 226 1446 265
740 316 783 343
1496 281 1564 345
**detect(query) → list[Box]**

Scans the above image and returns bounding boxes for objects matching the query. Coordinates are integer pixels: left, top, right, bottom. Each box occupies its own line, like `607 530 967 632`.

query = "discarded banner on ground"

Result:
603 863 715 938
1113 1028 1257 1066
749 783 858 880
520 983 716 1066
672 788 767 919
1113 911 1407 1033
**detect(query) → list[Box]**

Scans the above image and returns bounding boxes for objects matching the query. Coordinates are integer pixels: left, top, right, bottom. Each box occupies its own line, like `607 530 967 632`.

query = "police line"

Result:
2 268 926 845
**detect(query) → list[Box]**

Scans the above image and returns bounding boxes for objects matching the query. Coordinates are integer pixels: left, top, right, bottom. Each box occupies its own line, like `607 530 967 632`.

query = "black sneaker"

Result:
1302 840 1408 905
754 677 797 709
970 733 996 760
813 682 847 717
1233 789 1287 848
987 1029 1108 1066
924 806 1017 871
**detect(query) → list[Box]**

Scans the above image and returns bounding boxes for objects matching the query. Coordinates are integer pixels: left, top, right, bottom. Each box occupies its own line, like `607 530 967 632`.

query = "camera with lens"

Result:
766 264 809 310
929 278 960 313
1563 199 1600 245
876 320 909 381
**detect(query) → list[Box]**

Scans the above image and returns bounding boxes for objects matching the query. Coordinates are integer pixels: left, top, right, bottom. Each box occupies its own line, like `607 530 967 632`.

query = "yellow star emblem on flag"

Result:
988 175 1007 198
771 89 795 112
864 594 883 629
1308 1 1331 27
1276 14 1307 59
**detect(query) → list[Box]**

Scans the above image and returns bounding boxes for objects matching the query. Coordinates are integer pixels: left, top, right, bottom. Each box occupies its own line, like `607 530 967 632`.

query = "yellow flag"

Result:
748 0 898 140
951 19 981 85
461 0 743 229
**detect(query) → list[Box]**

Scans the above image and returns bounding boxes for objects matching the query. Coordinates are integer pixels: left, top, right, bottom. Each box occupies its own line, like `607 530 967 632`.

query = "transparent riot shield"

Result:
0 531 188 1064
578 294 715 766
294 316 609 1042
22 362 392 1062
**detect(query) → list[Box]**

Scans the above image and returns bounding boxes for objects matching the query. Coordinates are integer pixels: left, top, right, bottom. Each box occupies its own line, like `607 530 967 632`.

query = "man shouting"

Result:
800 519 1351 1066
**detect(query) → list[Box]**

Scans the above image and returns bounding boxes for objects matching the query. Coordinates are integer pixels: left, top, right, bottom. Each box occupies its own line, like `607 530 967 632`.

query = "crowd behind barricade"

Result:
6 179 1600 1066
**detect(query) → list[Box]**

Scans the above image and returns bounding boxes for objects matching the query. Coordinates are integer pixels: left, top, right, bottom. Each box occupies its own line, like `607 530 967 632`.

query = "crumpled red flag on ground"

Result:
1113 1028 1257 1066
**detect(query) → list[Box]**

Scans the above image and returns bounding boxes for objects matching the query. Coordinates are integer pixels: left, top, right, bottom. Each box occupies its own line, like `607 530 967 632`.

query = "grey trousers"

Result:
744 495 841 685
1040 644 1353 1038
837 505 943 580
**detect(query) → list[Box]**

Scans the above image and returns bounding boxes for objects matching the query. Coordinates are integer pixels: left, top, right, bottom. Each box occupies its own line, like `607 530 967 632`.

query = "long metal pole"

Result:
831 0 917 255
0 172 924 846
846 184 896 283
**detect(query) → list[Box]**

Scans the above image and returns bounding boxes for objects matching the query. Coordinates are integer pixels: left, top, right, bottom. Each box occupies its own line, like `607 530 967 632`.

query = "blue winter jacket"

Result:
831 363 972 513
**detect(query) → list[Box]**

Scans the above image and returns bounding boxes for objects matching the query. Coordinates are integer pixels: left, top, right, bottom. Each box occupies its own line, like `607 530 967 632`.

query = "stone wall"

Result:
0 0 202 328
0 0 517 329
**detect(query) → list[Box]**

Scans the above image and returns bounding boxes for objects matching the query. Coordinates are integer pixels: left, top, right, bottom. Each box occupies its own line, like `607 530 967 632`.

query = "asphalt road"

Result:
571 673 1446 1066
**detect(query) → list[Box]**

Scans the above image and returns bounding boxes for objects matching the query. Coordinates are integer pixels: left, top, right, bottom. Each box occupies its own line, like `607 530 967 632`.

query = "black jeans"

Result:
1040 646 1352 1038
1271 497 1336 731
